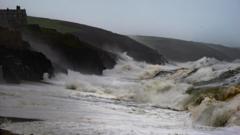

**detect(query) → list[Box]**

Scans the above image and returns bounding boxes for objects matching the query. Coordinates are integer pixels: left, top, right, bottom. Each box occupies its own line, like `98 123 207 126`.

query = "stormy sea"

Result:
0 53 240 135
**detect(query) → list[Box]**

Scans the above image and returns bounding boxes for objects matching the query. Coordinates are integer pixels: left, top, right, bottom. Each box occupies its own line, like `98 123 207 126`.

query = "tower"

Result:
0 6 27 28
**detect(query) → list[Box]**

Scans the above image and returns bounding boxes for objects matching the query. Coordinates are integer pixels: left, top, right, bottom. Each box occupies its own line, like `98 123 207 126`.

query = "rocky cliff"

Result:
0 27 53 83
22 24 117 75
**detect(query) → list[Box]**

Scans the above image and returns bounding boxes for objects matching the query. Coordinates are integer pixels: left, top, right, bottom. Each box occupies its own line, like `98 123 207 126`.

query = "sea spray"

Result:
46 54 240 127
185 85 240 127
189 95 240 127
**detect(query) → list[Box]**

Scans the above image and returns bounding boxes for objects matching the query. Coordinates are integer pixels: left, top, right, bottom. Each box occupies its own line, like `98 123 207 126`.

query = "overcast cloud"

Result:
0 0 239 47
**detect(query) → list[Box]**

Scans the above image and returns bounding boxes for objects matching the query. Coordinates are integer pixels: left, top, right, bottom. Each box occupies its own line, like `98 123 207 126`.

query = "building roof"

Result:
0 6 26 14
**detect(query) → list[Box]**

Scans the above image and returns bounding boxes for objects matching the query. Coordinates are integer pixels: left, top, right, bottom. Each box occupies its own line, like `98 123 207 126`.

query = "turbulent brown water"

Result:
0 54 240 135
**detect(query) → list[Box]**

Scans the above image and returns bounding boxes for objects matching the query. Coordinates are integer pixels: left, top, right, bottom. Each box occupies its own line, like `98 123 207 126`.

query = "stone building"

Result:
0 6 27 28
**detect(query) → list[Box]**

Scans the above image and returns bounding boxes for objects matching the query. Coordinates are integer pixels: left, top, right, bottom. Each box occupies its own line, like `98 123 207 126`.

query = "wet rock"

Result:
0 26 54 83
0 129 20 135
0 48 53 83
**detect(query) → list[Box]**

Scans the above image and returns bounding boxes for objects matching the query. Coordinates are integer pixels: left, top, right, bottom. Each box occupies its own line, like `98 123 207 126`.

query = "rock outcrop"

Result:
0 27 53 83
22 24 117 75
0 48 53 83
0 129 20 135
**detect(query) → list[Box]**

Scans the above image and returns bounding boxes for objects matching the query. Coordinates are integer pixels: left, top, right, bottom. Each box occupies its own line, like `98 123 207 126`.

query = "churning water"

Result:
0 54 240 135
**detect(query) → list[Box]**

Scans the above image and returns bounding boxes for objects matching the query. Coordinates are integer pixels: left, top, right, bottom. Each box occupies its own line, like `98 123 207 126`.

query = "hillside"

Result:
27 17 167 65
0 26 53 83
131 36 240 62
21 24 117 75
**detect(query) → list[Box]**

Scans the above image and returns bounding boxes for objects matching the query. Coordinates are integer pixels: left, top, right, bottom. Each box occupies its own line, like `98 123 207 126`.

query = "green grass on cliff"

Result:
27 16 79 33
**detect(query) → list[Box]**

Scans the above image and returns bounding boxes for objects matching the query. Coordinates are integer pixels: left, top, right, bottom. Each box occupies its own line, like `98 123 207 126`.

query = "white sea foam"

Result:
0 55 240 134
48 55 240 110
190 94 240 127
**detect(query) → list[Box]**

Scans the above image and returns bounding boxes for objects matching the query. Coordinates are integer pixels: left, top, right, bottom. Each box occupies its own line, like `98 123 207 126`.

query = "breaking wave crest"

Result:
48 54 240 126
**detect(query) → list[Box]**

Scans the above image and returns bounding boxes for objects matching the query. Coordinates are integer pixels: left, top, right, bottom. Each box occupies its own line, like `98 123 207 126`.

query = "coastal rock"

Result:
0 129 20 135
22 24 117 75
0 48 53 83
0 26 53 83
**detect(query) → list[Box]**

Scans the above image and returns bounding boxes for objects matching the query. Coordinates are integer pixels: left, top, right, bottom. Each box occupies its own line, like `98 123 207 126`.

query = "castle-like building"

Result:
0 6 27 28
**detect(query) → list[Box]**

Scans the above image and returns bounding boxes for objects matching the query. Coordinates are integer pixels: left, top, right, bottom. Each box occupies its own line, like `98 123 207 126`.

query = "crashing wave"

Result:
45 54 240 127
178 57 221 69
185 85 240 127
103 52 162 80
189 94 240 127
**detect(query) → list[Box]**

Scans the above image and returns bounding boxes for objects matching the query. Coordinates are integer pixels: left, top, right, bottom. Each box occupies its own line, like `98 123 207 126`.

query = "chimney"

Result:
16 6 20 10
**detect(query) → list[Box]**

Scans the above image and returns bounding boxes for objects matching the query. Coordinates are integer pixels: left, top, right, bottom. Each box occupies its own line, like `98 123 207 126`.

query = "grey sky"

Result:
0 0 239 47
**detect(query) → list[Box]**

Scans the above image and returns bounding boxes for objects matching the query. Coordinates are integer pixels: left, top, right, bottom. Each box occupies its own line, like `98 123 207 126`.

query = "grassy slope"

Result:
27 16 115 34
131 36 240 62
27 16 167 65
27 16 78 33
